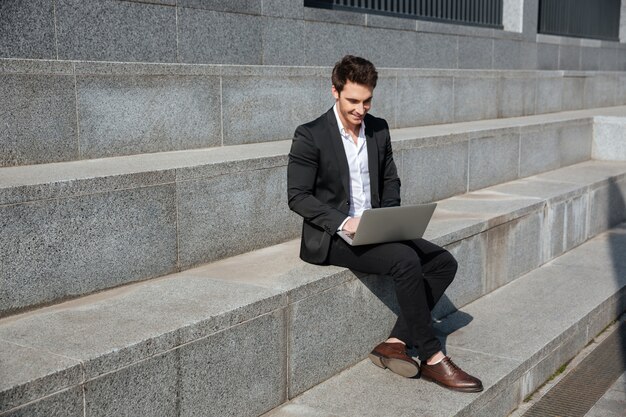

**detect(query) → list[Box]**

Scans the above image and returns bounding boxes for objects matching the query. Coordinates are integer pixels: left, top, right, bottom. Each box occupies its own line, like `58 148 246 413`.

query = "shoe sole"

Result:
420 374 483 393
368 352 419 378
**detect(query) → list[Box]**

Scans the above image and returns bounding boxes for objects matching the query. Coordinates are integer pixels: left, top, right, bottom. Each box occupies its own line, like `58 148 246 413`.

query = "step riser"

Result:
1 59 624 166
0 164 300 316
593 116 626 160
0 117 597 316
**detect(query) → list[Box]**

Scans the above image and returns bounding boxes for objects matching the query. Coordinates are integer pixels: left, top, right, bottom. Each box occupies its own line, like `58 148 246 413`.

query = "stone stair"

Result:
2 50 626 417
266 222 626 417
2 99 625 316
2 126 626 415
3 2 626 416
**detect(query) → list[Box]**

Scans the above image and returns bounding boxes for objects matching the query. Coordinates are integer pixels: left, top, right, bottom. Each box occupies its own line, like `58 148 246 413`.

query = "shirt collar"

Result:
333 103 365 140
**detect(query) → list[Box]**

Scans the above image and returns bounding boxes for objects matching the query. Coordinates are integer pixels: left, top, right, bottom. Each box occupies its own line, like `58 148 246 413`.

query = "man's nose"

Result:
356 103 364 114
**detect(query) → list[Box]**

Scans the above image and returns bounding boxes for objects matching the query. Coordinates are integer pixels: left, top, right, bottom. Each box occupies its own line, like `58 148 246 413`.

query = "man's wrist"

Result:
338 217 350 232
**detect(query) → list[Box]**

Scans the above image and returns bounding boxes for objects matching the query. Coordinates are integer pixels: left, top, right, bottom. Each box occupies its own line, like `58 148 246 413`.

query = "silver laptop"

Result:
337 203 437 246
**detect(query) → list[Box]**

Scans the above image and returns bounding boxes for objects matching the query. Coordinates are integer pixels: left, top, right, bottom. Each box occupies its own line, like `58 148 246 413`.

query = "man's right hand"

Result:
342 217 361 236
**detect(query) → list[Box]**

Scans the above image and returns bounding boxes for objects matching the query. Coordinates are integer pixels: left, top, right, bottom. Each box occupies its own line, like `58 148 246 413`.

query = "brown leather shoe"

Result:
420 356 483 392
368 342 419 378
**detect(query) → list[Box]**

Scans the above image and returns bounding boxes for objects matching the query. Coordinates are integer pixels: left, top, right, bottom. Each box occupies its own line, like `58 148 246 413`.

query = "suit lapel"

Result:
326 109 351 200
365 119 380 207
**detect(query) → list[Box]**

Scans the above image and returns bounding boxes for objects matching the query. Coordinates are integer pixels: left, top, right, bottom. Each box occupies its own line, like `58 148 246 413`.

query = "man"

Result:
287 55 482 392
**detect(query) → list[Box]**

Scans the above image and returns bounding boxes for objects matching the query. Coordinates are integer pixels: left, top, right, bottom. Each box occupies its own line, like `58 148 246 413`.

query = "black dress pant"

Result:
327 235 457 361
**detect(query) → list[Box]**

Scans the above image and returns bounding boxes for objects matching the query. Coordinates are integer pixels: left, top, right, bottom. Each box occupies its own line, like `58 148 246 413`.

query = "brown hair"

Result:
331 55 378 93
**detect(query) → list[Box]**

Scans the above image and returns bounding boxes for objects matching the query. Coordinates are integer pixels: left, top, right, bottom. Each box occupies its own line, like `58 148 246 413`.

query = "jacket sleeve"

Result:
380 121 401 208
287 125 347 234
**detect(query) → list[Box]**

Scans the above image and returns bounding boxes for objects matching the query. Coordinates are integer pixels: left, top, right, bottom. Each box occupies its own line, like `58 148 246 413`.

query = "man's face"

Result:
332 81 373 131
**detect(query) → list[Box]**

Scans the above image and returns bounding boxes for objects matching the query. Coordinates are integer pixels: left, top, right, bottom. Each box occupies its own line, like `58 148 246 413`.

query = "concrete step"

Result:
2 159 626 416
2 57 625 166
265 224 626 417
2 107 625 316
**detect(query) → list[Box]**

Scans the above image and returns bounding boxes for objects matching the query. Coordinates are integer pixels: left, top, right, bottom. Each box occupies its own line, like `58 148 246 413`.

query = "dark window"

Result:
538 0 620 41
305 0 503 29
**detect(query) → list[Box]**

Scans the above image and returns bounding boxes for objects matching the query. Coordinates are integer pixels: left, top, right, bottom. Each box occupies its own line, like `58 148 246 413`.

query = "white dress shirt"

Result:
333 104 372 230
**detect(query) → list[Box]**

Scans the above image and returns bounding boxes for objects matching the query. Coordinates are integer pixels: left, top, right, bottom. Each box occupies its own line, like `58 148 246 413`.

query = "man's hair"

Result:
331 55 378 93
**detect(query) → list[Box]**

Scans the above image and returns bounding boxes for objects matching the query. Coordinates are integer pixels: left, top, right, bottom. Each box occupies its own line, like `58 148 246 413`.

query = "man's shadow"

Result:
606 180 626 368
352 271 473 358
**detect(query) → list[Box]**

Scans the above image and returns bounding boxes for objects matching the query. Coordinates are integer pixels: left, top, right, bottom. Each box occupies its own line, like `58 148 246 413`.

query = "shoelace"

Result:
443 357 462 374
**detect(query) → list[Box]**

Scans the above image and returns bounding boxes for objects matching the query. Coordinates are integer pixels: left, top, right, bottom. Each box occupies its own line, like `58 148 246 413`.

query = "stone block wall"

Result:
2 59 625 167
1 0 625 70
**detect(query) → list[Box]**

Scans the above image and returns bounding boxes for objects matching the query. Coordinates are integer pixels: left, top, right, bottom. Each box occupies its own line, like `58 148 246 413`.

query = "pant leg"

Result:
405 238 457 309
387 238 457 357
326 235 455 360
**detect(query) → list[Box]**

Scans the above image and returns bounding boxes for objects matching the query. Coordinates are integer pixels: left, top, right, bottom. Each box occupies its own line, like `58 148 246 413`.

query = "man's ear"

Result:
331 84 340 100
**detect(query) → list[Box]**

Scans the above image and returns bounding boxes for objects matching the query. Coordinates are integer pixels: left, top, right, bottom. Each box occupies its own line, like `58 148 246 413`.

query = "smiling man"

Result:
287 55 482 392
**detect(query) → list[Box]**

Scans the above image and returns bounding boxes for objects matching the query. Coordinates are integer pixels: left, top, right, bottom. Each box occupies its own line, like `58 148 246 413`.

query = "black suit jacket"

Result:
287 108 401 264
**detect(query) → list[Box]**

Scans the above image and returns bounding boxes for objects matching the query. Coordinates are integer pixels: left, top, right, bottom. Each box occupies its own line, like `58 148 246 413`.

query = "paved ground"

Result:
584 371 626 417
510 316 626 417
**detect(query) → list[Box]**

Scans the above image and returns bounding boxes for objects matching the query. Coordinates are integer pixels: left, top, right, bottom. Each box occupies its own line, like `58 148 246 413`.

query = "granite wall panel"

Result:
2 387 83 417
559 122 592 166
176 167 300 268
584 75 618 108
458 36 493 69
288 276 397 397
262 17 306 65
84 349 178 417
0 73 78 167
395 76 454 128
536 77 563 114
56 0 177 62
589 178 626 236
580 47 601 71
415 32 458 69
519 41 538 69
401 142 468 204
485 212 543 292
221 75 324 145
178 7 263 64
469 133 520 191
433 232 487 318
0 184 178 315
453 77 498 122
537 43 559 70
371 76 397 128
179 310 287 417
558 45 580 70
561 76 585 111
0 0 56 59
493 39 522 70
76 74 221 158
263 0 305 18
519 126 560 177
498 76 536 117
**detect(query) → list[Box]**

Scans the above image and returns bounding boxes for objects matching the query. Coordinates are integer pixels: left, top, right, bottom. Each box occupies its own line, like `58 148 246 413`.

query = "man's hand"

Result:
342 217 361 236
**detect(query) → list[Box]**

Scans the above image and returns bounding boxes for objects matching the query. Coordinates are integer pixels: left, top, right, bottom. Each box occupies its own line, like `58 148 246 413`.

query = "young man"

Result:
287 55 482 392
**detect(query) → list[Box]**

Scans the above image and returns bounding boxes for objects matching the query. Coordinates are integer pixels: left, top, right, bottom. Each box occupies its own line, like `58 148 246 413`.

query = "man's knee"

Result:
389 247 422 280
439 250 458 279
